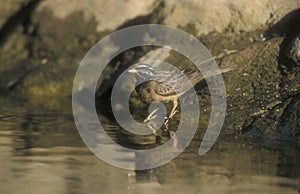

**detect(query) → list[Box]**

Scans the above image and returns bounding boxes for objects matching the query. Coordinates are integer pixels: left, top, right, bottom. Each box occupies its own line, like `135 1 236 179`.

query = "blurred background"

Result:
0 0 300 193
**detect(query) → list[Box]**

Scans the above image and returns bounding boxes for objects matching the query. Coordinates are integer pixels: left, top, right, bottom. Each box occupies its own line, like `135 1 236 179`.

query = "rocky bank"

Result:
1 0 300 142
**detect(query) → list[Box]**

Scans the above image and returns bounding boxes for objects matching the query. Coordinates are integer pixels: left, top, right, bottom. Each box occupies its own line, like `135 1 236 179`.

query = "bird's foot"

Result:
169 131 175 138
147 122 159 136
144 114 158 123
152 130 158 136
163 110 178 126
163 123 175 138
163 121 169 131
164 117 170 126
169 110 178 119
143 108 159 123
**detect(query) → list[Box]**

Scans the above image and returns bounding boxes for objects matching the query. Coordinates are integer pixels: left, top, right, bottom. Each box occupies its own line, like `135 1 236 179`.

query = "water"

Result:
0 96 299 194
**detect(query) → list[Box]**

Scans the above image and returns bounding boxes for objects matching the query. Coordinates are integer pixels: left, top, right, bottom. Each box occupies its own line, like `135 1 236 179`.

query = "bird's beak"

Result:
128 68 138 73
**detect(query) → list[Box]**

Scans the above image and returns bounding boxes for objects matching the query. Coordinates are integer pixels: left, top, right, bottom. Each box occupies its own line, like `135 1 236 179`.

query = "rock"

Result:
0 0 31 27
0 0 300 141
1 0 299 97
286 35 300 65
277 92 300 142
0 0 161 97
163 0 300 36
0 0 42 93
37 0 158 32
263 8 300 66
221 38 300 141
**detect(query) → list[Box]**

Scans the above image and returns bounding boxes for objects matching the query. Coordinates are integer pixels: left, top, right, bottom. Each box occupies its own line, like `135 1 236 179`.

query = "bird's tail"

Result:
186 65 236 85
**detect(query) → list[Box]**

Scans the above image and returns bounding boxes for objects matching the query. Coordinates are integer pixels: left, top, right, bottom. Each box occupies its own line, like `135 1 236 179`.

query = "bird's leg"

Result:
147 122 158 136
169 131 175 138
164 100 179 126
169 100 179 118
144 108 159 123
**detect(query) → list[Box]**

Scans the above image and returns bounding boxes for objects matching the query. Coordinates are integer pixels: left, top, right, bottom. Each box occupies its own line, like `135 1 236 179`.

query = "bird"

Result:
263 8 300 66
128 63 235 124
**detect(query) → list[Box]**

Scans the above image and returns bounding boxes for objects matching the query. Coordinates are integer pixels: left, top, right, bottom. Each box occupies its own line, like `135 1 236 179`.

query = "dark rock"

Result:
264 8 300 66
285 35 300 65
277 92 300 142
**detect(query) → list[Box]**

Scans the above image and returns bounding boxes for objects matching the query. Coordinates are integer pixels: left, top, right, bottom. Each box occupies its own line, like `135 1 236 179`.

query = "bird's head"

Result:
128 64 156 80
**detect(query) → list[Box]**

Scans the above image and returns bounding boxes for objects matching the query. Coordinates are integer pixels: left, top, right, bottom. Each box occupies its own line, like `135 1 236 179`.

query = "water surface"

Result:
0 97 299 194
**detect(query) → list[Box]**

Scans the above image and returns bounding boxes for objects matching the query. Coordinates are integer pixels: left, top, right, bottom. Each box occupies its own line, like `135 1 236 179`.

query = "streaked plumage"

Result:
129 63 234 123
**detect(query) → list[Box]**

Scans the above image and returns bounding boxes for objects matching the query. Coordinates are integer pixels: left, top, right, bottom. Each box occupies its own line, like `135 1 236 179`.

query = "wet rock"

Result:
277 92 300 142
0 0 162 97
0 9 101 97
0 0 43 48
221 38 300 141
222 39 282 129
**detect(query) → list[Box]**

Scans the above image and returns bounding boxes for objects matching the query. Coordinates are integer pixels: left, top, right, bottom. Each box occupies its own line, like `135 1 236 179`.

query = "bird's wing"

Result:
152 66 235 96
154 82 176 96
153 70 191 96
